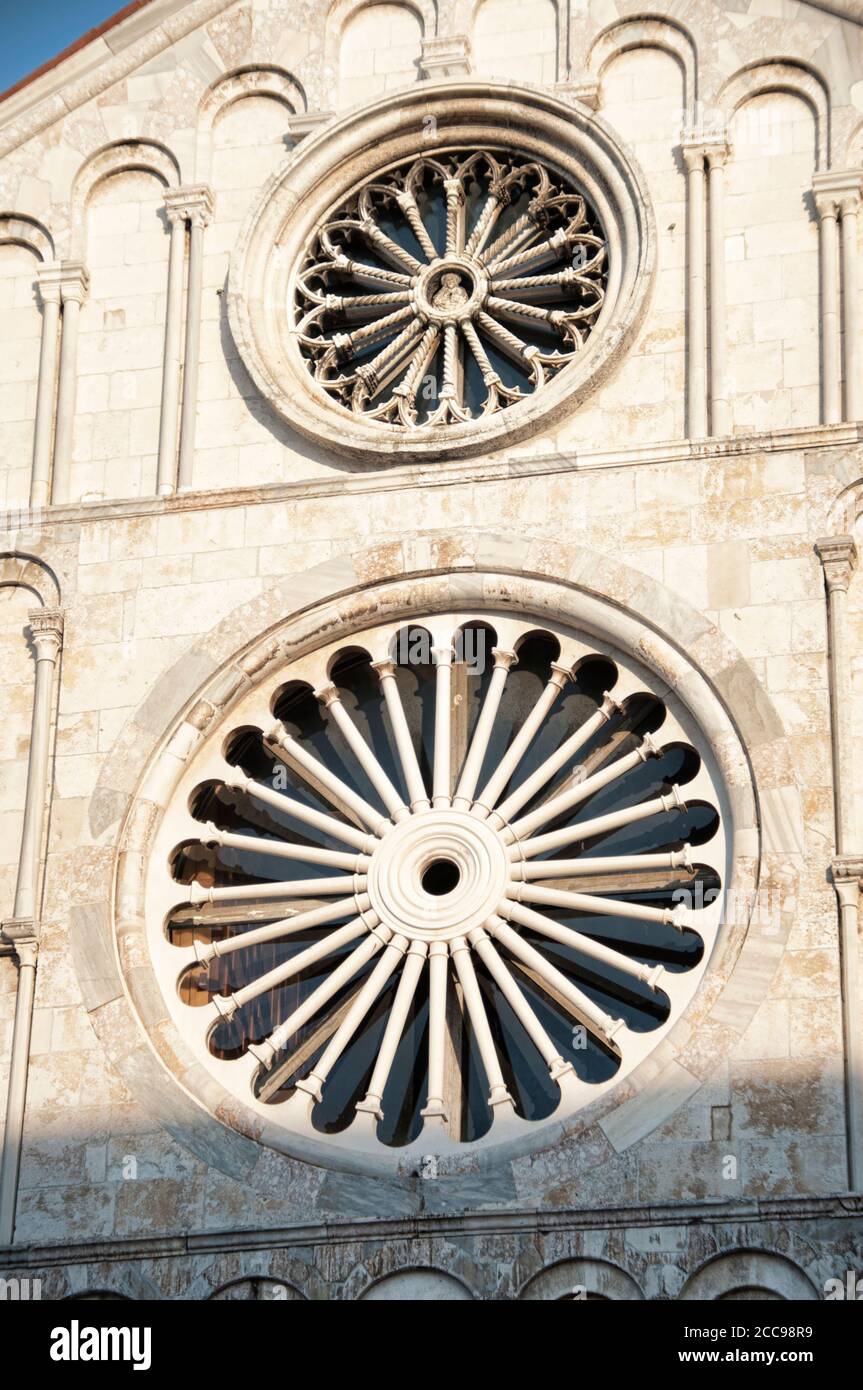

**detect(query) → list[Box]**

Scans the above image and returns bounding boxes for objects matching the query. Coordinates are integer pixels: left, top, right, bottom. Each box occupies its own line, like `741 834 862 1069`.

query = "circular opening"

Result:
421 858 461 896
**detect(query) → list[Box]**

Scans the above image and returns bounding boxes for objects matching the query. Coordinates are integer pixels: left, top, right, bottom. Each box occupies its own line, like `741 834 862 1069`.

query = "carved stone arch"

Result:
0 552 61 607
324 0 437 72
589 14 698 115
520 1258 644 1300
187 1250 321 1301
469 0 567 83
680 1249 819 1301
0 213 54 263
196 66 307 181
199 65 307 131
718 61 830 170
827 476 863 535
70 140 181 257
358 1267 474 1300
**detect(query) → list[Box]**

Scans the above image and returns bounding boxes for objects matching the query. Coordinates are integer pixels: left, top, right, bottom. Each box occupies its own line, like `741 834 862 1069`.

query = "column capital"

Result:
58 261 89 304
27 606 64 658
35 259 64 305
165 184 214 228
680 128 729 168
1 917 39 964
419 34 472 79
813 168 863 218
815 534 858 592
832 855 863 907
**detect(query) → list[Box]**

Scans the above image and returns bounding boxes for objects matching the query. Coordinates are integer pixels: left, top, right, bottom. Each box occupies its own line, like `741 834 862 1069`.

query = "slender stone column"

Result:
705 138 731 436
682 138 708 438
831 856 863 1191
0 923 38 1245
156 197 189 496
816 537 862 1190
813 178 842 425
0 605 63 1245
29 263 63 509
816 536 857 851
813 170 863 424
14 608 64 920
841 192 862 421
50 263 89 506
176 186 213 493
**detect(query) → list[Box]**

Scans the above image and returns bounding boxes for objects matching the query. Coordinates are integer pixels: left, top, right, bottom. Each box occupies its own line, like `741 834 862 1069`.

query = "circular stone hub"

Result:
367 809 510 941
416 256 488 324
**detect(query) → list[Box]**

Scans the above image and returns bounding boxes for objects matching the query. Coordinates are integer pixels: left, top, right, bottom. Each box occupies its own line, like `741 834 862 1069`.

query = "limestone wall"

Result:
0 0 862 1292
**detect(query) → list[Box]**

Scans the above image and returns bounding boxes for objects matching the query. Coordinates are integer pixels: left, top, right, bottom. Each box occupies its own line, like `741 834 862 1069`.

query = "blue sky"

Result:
0 0 127 94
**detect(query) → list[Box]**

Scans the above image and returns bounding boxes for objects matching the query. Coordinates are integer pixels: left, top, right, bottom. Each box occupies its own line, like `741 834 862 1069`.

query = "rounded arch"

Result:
680 1250 819 1301
589 15 698 114
520 1258 644 1300
358 1267 474 1300
325 0 436 89
196 66 306 183
209 1276 305 1300
0 213 53 263
325 0 436 50
199 65 306 130
826 475 863 535
0 552 61 607
718 61 829 169
70 140 181 256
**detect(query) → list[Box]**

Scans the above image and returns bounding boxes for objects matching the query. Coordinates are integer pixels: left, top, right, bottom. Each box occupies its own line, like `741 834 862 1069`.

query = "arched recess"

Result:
0 218 54 510
718 62 829 171
520 1258 644 1300
0 553 61 607
0 553 60 924
589 15 697 115
359 1268 474 1300
586 26 689 442
680 1250 819 1301
0 215 54 264
328 0 430 109
723 83 820 433
209 1277 305 1300
70 140 181 258
196 66 306 183
70 142 180 503
472 0 561 84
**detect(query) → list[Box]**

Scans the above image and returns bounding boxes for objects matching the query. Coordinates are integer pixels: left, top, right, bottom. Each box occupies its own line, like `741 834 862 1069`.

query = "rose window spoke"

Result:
292 151 609 429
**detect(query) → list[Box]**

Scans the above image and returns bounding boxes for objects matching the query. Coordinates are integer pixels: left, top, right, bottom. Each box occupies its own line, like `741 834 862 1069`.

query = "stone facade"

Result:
1 0 863 1300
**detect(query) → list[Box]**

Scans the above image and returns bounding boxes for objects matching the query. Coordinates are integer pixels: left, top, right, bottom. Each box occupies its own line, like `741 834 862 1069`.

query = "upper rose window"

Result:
228 83 655 462
293 150 608 427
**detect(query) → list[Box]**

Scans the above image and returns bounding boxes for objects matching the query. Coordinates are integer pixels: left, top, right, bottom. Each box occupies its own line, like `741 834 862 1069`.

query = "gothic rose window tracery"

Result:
293 150 609 428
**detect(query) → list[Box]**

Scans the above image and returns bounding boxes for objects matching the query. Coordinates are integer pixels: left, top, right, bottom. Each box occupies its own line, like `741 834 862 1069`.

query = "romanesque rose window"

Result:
293 150 608 427
229 84 653 463
147 612 726 1160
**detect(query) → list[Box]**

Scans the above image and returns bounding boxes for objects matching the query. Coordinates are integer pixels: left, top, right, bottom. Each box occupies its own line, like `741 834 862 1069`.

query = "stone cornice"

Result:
1 1192 860 1268
0 0 231 156
4 420 861 534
